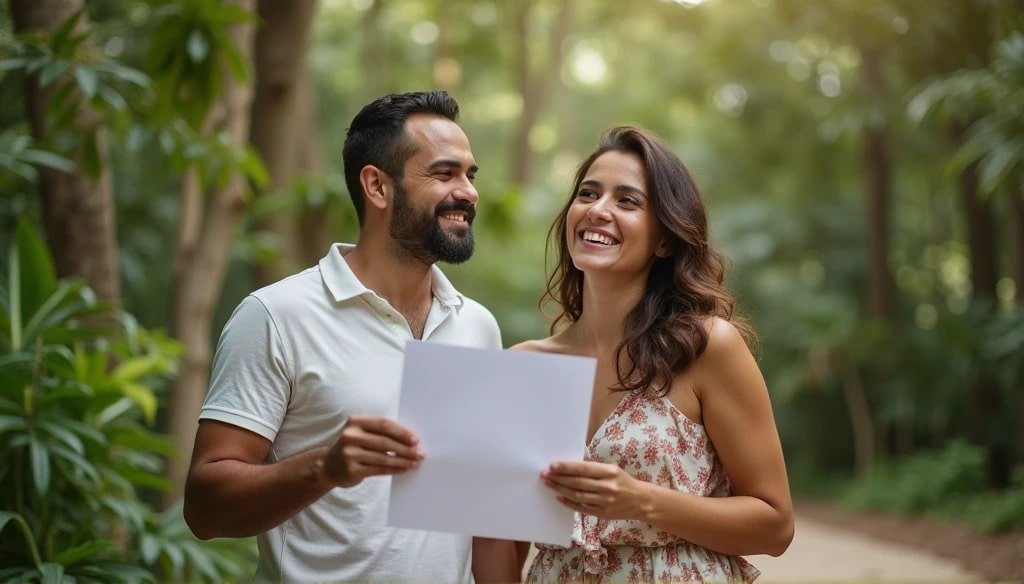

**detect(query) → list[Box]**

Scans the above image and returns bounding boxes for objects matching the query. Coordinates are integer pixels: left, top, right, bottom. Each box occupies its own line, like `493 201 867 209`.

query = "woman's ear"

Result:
359 165 391 214
655 239 673 258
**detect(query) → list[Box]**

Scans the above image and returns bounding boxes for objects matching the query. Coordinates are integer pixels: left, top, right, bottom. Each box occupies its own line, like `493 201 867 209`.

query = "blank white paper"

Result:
387 341 596 546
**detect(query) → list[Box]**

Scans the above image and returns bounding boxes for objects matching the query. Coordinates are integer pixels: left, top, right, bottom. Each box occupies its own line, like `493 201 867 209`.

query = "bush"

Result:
842 440 1024 533
0 221 253 582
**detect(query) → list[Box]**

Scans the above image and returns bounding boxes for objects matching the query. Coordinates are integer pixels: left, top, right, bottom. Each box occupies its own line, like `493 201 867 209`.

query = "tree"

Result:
249 0 319 285
508 0 571 186
9 1 120 305
162 0 258 502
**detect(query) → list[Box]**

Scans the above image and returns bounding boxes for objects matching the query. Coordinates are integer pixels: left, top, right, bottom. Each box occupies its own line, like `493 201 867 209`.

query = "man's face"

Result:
389 114 479 265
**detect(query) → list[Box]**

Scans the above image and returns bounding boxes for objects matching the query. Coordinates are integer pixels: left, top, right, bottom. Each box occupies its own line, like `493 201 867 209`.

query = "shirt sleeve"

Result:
199 294 291 442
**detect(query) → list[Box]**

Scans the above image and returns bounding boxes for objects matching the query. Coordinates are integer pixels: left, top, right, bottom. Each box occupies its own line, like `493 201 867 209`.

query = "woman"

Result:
495 126 793 582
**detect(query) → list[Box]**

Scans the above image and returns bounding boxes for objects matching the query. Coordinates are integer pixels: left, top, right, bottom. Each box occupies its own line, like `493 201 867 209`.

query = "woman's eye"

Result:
620 197 639 206
577 190 597 199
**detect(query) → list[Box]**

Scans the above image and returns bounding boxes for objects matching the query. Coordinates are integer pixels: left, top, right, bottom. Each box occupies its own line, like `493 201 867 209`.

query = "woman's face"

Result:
565 150 667 277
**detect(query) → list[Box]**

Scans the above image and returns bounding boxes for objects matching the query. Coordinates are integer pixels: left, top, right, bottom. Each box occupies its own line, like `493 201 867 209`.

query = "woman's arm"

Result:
543 319 794 557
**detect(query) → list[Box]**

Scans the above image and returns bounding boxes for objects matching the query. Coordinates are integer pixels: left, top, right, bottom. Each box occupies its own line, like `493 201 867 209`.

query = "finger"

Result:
545 480 598 504
348 449 420 469
555 495 599 514
349 416 419 445
548 460 616 478
545 476 607 492
350 462 415 478
345 426 424 460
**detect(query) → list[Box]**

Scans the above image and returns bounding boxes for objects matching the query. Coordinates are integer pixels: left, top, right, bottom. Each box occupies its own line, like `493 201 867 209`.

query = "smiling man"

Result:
183 91 502 583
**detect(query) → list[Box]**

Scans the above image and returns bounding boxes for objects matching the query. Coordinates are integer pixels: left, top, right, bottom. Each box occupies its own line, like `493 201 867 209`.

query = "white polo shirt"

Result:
199 243 502 583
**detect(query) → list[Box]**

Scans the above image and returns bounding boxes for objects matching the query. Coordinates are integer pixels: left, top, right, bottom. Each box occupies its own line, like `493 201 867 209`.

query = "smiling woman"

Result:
474 126 793 583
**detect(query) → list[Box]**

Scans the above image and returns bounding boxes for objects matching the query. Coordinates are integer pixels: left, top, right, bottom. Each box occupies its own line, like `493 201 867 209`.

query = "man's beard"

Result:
389 181 476 265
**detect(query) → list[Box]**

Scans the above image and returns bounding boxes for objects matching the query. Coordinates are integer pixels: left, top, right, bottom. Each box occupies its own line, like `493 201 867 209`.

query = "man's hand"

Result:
542 460 650 521
321 415 425 488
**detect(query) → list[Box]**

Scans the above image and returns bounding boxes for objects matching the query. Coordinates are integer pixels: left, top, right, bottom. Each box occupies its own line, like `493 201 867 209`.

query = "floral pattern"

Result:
527 389 760 583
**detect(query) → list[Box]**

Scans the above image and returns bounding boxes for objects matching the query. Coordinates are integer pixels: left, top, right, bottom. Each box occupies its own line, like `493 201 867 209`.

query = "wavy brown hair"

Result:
541 126 755 395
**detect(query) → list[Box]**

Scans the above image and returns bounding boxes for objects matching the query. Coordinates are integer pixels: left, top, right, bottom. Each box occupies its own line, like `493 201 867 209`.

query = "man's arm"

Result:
184 416 423 540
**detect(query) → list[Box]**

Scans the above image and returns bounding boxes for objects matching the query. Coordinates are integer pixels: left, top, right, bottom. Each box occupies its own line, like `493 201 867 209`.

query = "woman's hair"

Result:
541 125 755 395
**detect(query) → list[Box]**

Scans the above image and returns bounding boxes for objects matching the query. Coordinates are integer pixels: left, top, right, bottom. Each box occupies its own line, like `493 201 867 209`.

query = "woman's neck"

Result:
568 271 648 356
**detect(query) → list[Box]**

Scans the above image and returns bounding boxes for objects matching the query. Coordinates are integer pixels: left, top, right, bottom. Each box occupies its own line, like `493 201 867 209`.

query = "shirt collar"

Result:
319 243 465 313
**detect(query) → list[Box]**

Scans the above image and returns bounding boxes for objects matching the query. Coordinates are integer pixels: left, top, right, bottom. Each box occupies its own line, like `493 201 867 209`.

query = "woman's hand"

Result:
542 461 651 521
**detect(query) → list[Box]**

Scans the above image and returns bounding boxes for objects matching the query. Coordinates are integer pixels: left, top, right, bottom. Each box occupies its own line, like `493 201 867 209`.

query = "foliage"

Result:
909 31 1024 194
0 221 254 582
842 441 1024 533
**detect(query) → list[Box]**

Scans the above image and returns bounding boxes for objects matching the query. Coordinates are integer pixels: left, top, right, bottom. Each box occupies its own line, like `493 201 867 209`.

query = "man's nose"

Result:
452 179 479 205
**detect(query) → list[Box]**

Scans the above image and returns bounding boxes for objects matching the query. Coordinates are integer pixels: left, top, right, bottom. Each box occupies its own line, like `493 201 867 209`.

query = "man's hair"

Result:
342 91 460 225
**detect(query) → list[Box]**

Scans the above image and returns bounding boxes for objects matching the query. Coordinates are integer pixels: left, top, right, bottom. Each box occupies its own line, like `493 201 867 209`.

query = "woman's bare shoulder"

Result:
510 333 573 355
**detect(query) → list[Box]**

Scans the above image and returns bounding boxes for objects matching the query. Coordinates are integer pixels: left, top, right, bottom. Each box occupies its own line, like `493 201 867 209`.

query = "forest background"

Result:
1 0 1022 581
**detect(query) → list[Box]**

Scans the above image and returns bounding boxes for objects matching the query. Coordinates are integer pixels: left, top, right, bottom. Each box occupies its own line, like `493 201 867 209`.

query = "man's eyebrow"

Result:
428 159 479 174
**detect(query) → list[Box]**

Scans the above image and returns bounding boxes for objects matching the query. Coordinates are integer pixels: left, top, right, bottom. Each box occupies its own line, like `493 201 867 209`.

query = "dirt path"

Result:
747 514 981 582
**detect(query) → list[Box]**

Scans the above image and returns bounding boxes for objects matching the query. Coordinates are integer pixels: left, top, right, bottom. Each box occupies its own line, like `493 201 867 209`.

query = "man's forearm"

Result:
184 446 333 539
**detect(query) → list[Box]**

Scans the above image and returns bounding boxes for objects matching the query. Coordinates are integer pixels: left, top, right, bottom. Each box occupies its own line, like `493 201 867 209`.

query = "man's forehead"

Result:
404 114 475 163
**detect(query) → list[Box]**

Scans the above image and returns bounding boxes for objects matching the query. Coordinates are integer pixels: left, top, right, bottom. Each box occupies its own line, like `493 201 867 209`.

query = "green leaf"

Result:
0 57 34 73
186 30 210 63
122 382 157 424
978 139 1023 194
38 418 84 454
38 563 63 584
241 147 269 188
98 86 128 112
0 511 43 568
140 534 160 565
49 9 84 55
0 415 28 434
111 356 162 383
73 67 98 99
18 149 76 173
95 397 133 427
52 540 113 566
15 219 57 337
39 60 68 87
93 61 149 88
29 434 51 495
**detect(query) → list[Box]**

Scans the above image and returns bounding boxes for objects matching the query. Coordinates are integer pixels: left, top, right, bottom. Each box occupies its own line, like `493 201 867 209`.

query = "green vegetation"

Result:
1 0 1022 577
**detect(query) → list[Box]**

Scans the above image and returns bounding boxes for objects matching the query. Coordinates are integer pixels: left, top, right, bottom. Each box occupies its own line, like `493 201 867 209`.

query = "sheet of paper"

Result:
387 341 595 546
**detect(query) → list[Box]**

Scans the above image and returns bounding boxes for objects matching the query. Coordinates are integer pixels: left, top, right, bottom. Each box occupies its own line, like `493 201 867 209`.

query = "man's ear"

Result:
359 165 391 214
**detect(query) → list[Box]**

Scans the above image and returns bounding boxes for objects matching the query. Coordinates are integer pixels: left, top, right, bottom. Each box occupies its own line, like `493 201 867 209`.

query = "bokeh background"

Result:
1 0 1022 581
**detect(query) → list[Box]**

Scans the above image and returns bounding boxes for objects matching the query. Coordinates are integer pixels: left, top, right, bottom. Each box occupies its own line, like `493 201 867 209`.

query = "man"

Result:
183 91 502 582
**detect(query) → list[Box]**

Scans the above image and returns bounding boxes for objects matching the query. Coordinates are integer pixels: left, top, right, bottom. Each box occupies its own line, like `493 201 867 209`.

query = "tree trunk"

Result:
836 352 875 477
250 0 318 286
362 0 388 100
859 47 894 321
509 0 571 186
165 0 256 504
954 126 1007 488
11 0 121 305
295 69 329 266
960 160 999 301
1006 184 1024 302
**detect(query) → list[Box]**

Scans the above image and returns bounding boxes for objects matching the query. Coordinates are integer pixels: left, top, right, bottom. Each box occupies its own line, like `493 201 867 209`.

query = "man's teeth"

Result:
582 231 614 245
441 212 466 222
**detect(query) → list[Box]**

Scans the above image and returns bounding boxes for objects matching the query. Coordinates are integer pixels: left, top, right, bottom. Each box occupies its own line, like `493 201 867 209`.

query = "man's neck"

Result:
344 233 434 311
